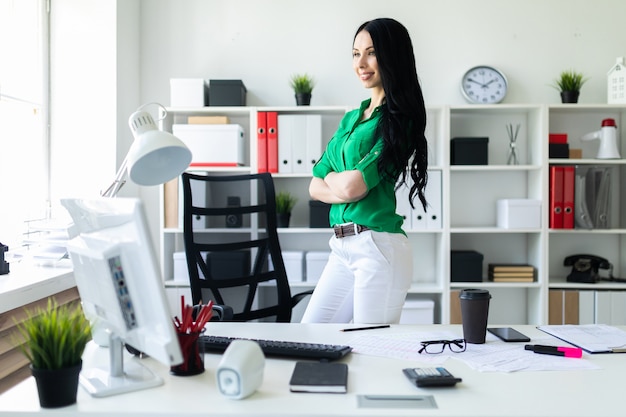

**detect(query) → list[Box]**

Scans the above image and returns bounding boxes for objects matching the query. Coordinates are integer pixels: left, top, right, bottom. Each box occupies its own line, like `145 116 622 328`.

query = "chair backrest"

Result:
181 172 295 322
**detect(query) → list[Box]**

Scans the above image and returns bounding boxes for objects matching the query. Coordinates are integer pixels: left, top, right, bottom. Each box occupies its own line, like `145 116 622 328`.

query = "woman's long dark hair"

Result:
355 18 428 210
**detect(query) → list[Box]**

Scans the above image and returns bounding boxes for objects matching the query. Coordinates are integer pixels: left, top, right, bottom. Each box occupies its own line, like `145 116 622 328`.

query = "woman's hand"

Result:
309 171 368 204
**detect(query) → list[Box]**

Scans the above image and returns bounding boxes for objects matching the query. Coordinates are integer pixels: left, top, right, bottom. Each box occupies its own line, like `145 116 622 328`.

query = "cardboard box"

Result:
173 252 189 282
281 251 304 283
497 199 541 229
305 251 330 283
549 133 568 144
450 250 483 282
399 300 435 324
170 78 207 107
309 200 331 228
173 124 245 166
549 143 569 158
208 79 247 106
451 137 488 165
187 116 230 124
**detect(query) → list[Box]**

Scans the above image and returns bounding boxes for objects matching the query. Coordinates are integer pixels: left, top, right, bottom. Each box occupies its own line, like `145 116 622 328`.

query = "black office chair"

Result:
181 172 312 323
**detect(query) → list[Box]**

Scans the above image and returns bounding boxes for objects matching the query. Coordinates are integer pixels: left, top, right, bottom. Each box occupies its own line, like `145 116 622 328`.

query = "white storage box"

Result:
399 299 435 324
170 78 207 107
173 252 189 282
173 124 245 167
497 199 541 229
305 251 330 283
282 251 305 283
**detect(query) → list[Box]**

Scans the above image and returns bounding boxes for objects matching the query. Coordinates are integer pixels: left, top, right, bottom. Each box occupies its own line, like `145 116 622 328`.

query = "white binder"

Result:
425 170 442 229
291 116 308 174
305 115 322 172
395 181 413 229
278 115 294 173
278 115 322 174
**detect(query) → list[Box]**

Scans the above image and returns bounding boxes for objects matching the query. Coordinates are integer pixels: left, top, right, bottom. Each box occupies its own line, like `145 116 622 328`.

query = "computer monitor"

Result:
62 197 183 397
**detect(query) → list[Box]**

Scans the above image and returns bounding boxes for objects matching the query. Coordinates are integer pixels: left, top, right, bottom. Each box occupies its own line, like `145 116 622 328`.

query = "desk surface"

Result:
0 323 623 417
0 261 74 314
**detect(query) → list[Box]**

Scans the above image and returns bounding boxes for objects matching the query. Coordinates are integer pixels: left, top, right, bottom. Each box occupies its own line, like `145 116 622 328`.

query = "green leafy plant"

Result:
15 298 91 370
275 191 298 214
290 73 315 94
552 69 589 92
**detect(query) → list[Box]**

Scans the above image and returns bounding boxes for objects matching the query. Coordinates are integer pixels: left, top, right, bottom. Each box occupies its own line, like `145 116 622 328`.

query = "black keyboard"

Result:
199 335 352 361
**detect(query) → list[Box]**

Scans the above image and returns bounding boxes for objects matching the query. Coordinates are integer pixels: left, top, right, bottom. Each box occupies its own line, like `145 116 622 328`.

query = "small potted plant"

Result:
552 69 589 103
290 73 315 106
275 191 298 227
15 298 91 408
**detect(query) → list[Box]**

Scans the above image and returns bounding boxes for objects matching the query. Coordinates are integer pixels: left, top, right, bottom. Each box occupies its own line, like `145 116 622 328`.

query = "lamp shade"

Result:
126 110 192 186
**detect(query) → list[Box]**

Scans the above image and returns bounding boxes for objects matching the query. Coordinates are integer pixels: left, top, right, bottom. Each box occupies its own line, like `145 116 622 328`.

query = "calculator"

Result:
402 367 462 387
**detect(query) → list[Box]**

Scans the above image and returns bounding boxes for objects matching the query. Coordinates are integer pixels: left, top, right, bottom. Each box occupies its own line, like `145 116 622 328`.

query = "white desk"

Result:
0 323 623 417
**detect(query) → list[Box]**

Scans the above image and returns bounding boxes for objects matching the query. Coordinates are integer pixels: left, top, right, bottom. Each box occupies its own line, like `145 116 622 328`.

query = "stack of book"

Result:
488 264 535 282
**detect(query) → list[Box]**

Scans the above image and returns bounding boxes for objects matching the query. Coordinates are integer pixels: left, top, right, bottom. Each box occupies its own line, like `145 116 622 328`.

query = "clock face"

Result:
461 66 507 104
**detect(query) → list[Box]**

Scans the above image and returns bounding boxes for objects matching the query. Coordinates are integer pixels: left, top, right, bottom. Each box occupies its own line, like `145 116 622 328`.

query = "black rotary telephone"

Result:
564 254 625 283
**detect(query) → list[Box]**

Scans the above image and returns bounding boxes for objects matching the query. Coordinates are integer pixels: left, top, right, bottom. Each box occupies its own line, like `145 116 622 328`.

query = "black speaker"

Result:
225 196 242 228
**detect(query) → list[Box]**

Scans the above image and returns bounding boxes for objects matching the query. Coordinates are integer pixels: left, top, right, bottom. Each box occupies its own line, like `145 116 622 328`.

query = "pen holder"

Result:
171 331 205 376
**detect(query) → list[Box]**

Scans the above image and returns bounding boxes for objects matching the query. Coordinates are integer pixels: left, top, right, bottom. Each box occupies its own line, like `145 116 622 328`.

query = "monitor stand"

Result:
80 334 163 397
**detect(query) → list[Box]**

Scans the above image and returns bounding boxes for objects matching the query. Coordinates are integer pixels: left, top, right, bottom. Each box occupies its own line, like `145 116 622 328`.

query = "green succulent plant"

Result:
15 298 91 370
552 70 589 92
290 73 315 94
275 191 298 214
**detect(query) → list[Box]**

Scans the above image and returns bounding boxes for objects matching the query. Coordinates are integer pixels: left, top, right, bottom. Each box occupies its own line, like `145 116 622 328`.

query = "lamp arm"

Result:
101 156 129 198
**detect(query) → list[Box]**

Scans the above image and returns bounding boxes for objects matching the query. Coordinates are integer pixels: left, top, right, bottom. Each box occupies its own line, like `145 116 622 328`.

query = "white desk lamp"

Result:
101 104 192 197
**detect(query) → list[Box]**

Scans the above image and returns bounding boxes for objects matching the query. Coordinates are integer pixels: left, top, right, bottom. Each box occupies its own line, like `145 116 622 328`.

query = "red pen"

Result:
525 344 583 358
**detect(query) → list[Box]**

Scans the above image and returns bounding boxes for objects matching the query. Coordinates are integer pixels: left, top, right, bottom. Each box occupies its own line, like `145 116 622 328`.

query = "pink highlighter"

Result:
525 344 583 358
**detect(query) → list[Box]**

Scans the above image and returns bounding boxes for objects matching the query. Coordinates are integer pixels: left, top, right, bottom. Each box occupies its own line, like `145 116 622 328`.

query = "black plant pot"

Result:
560 91 580 103
31 361 82 408
295 93 311 106
276 212 291 228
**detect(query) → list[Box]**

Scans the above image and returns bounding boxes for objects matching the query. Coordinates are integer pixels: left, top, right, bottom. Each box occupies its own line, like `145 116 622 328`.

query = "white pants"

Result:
301 230 412 324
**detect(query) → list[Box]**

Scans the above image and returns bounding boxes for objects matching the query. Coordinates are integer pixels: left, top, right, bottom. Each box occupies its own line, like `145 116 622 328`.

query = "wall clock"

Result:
461 66 508 104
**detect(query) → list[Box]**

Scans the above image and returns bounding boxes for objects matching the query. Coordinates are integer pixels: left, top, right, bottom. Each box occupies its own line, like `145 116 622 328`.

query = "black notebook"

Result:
289 361 348 393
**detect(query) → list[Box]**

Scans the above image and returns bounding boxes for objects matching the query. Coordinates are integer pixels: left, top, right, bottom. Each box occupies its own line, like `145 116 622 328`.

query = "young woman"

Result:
301 18 428 324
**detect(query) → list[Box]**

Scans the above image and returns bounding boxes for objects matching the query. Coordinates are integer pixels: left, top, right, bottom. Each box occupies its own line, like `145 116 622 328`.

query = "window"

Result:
0 0 49 249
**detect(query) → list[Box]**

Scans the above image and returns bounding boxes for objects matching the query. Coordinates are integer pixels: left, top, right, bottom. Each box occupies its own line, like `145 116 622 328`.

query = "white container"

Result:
497 199 541 229
173 124 245 166
277 251 304 283
399 300 435 324
170 78 207 107
305 251 330 283
173 252 189 282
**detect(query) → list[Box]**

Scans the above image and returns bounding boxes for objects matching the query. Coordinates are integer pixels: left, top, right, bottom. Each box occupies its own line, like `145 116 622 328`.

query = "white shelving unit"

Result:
158 104 625 324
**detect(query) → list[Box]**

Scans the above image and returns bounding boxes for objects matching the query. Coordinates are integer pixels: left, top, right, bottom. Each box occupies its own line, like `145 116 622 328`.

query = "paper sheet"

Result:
348 331 600 372
538 324 626 353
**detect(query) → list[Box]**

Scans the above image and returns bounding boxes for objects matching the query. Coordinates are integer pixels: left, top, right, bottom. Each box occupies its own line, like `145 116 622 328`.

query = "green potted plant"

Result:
552 69 589 103
275 191 298 227
15 298 91 408
290 73 315 106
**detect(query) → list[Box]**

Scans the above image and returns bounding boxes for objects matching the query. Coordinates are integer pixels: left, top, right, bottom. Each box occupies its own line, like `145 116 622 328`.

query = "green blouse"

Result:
312 99 404 234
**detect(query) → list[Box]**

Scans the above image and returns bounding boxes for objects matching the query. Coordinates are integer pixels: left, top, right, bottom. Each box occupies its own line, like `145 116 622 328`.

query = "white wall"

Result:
138 0 626 107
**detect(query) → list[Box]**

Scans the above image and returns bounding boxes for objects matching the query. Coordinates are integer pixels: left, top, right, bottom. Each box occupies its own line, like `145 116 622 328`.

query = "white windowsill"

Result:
0 260 75 314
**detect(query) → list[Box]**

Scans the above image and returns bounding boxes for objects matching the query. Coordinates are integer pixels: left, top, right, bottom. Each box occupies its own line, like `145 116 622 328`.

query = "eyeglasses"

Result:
418 339 466 354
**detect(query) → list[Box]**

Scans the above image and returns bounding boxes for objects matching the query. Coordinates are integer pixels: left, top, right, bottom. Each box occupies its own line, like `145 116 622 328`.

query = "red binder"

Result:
549 165 564 229
562 165 575 229
267 111 278 173
257 112 268 173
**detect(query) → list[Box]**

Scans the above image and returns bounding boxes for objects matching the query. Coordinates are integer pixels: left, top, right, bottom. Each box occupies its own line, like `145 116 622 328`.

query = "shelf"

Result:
159 104 626 326
548 158 626 165
450 164 541 171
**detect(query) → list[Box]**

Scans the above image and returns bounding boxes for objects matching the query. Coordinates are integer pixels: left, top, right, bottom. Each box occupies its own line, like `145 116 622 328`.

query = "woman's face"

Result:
353 30 382 90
